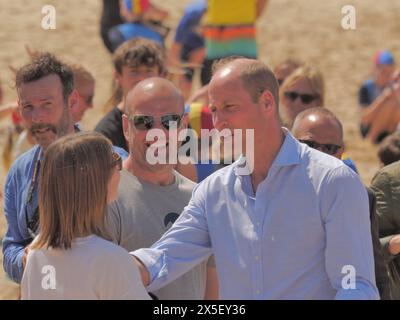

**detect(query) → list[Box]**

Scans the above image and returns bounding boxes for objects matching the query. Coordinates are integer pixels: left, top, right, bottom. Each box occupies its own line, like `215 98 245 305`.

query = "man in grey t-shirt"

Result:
106 77 218 300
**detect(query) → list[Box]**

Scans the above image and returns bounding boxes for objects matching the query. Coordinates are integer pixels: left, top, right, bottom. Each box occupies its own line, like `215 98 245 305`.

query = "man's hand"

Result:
388 234 400 255
132 256 150 286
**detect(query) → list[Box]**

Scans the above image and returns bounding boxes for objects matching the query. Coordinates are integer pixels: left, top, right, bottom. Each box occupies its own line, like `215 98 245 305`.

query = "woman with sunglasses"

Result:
21 132 150 300
279 64 324 129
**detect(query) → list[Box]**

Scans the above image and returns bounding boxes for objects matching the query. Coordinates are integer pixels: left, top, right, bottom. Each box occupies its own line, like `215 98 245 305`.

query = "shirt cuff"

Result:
130 248 168 286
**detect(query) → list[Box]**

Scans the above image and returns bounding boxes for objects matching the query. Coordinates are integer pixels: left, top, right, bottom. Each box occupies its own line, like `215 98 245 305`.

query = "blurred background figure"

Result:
292 107 358 173
107 0 170 52
184 101 216 182
377 131 400 167
359 50 397 143
279 64 324 129
200 0 268 86
292 108 345 160
70 64 96 125
100 0 124 53
360 66 400 144
120 0 168 22
169 0 206 101
273 58 303 87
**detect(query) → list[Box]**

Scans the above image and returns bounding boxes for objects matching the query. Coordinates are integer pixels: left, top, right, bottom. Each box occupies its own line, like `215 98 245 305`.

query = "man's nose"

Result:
213 111 227 131
30 108 46 123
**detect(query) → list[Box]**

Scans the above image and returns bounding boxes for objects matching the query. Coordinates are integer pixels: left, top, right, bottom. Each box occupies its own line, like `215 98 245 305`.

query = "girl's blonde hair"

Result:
33 132 115 250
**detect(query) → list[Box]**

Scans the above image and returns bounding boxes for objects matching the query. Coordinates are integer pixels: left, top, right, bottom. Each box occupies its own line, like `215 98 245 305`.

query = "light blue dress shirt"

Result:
133 130 379 299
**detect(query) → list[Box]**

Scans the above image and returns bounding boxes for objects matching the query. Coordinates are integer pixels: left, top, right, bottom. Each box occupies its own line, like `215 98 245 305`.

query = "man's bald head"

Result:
211 58 279 106
125 77 184 116
292 107 344 159
292 107 343 141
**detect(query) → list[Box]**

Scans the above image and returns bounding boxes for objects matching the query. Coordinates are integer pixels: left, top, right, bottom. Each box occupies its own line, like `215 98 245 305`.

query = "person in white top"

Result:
21 131 150 300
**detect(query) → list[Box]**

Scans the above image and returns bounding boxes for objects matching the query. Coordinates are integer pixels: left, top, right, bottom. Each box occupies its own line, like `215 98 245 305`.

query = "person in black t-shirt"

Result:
95 38 167 151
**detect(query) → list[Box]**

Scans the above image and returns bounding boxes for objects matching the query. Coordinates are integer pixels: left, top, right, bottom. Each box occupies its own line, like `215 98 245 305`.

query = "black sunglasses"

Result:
111 152 122 171
129 114 183 131
284 91 318 104
299 139 342 155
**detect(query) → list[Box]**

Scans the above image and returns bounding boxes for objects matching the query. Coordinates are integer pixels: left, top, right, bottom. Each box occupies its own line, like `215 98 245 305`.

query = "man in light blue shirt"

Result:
132 58 379 299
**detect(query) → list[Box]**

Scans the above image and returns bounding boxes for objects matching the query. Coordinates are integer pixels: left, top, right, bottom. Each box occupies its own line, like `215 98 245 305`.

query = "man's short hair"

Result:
292 107 343 141
212 57 279 106
70 63 95 88
16 53 74 103
113 37 166 75
211 55 246 76
378 131 400 166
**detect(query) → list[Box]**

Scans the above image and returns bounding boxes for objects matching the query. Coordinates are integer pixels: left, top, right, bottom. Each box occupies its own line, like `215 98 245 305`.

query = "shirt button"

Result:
256 290 261 295
255 256 259 261
256 222 260 226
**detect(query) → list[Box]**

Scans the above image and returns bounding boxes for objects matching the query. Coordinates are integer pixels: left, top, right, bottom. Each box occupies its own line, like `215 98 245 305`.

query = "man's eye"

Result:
23 105 33 111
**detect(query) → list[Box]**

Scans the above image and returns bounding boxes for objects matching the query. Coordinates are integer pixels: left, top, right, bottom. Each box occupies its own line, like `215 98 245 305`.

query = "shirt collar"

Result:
234 128 301 176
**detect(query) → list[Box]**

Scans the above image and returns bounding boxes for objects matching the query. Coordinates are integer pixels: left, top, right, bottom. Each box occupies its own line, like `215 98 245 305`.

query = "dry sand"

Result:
0 0 399 299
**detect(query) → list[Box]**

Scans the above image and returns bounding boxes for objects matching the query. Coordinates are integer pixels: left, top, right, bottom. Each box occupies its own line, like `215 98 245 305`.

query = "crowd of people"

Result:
1 0 400 300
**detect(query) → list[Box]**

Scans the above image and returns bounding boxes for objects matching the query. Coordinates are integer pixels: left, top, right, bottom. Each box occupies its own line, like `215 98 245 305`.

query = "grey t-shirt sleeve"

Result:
105 202 122 245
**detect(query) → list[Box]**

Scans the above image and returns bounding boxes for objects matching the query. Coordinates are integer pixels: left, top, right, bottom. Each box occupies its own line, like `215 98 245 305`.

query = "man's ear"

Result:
122 114 130 142
114 70 122 87
68 89 79 112
338 141 346 159
259 89 275 111
181 113 189 129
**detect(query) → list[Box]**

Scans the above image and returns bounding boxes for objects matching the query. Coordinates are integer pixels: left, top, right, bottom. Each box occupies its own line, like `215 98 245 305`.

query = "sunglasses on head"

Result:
111 152 122 171
284 91 318 104
129 114 183 131
299 139 342 155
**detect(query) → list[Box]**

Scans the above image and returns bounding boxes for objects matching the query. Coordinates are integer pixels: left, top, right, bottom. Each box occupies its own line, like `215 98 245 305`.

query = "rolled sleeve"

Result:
321 166 379 300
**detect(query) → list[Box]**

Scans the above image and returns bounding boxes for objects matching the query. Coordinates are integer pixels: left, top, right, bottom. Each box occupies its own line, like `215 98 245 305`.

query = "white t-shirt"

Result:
21 235 150 300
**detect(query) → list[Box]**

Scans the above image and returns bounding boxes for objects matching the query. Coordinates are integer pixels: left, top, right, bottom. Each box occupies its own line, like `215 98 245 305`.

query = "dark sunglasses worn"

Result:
299 139 342 155
129 114 183 131
111 152 122 171
284 91 318 104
